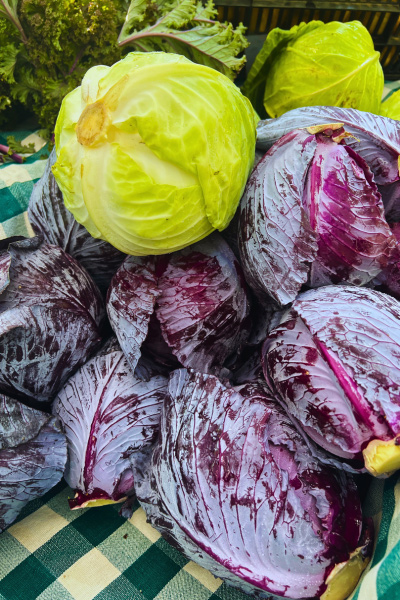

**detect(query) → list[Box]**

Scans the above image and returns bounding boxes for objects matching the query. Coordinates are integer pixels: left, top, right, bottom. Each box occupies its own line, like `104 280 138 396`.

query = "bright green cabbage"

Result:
381 90 400 121
52 52 257 256
242 21 384 119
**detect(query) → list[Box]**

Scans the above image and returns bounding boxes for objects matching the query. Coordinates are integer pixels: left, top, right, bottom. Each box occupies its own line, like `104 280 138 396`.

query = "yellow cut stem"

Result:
363 436 400 477
320 546 369 600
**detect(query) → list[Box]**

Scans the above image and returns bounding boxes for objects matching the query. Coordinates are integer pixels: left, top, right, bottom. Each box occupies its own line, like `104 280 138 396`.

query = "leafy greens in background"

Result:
0 0 248 133
118 0 247 79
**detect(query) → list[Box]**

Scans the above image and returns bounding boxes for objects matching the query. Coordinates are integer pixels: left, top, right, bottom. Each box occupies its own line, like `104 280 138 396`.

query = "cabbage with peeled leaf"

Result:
53 338 167 509
0 394 67 532
263 286 400 476
132 368 372 600
52 52 257 256
107 233 250 375
255 107 400 221
242 21 383 119
0 237 105 404
239 124 397 306
28 148 126 295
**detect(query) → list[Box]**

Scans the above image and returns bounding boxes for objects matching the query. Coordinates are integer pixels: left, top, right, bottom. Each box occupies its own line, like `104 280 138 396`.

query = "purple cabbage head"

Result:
28 148 126 295
132 369 367 599
53 338 167 509
256 107 400 214
107 233 250 375
239 125 397 306
0 237 105 404
0 394 67 532
262 286 400 471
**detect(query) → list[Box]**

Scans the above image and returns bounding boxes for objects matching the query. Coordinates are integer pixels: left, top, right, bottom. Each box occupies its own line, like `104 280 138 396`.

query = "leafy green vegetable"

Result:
52 51 257 255
118 0 248 80
381 90 400 121
242 20 384 119
0 0 127 133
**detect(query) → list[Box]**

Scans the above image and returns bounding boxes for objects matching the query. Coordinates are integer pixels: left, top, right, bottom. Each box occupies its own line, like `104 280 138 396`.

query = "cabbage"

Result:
52 52 257 256
0 394 67 532
0 237 105 403
132 369 371 599
242 21 383 119
28 148 126 295
256 107 400 197
239 125 397 306
107 233 250 375
53 338 167 509
263 286 400 475
381 90 400 121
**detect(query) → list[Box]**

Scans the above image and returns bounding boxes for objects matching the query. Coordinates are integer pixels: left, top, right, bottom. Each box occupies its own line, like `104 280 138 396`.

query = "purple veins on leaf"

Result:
0 394 67 533
53 338 167 509
107 232 251 376
263 285 400 471
239 124 397 306
132 368 366 599
0 236 105 404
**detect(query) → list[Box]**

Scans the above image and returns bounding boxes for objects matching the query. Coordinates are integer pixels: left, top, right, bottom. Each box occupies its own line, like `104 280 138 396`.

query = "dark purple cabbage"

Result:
0 237 105 403
132 369 365 599
107 233 250 375
28 148 126 294
262 286 400 464
256 107 400 191
0 394 67 532
239 127 396 306
53 338 167 508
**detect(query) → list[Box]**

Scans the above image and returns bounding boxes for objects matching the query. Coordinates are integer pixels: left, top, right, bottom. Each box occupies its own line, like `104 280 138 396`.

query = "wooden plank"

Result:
216 0 400 12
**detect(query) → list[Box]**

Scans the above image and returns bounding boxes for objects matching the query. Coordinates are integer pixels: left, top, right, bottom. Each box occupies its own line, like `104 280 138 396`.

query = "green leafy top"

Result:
118 0 248 80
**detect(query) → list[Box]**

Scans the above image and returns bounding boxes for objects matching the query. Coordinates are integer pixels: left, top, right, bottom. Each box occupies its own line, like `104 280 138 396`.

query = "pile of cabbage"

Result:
2 54 400 600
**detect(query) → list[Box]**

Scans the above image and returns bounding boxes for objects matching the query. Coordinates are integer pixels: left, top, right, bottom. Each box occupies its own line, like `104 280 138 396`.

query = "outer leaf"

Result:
0 43 19 84
133 369 363 599
256 107 400 187
305 139 396 287
264 286 400 461
0 237 105 403
0 394 67 532
28 149 126 295
241 22 322 118
107 255 160 373
238 129 318 306
53 339 167 507
156 233 250 372
118 0 247 80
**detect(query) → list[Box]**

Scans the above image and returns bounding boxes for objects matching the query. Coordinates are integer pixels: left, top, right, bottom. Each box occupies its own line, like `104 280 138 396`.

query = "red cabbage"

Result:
0 237 105 403
132 369 366 599
0 394 67 532
107 233 250 375
53 339 167 509
239 127 396 306
263 286 400 467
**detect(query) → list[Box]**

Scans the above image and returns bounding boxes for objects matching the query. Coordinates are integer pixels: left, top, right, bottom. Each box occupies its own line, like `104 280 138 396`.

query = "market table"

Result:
1 93 400 599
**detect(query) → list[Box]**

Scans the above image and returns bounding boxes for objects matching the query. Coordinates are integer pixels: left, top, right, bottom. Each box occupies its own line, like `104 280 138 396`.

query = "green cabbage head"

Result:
52 52 257 255
381 90 400 121
242 20 384 119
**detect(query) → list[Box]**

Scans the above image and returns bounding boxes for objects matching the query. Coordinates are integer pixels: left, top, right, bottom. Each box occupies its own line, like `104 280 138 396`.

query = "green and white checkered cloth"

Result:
2 84 400 599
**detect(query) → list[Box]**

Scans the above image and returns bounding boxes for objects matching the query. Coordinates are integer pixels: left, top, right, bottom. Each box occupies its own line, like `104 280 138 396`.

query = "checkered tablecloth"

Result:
2 88 400 599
